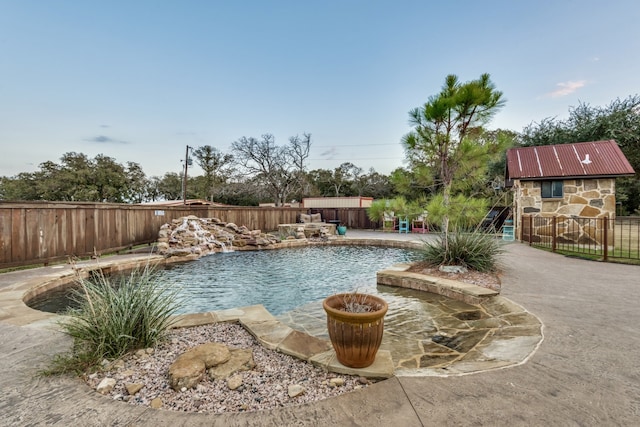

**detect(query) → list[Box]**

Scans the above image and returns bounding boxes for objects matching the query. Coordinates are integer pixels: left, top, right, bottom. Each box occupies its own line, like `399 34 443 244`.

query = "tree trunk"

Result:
442 182 451 257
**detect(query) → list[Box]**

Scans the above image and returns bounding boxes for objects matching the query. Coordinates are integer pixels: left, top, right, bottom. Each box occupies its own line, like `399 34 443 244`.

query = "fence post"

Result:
552 216 557 253
528 215 533 245
603 216 608 261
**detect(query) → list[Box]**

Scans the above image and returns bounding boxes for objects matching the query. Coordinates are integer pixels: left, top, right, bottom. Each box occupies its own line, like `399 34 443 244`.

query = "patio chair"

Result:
382 211 396 232
411 212 428 233
398 217 409 233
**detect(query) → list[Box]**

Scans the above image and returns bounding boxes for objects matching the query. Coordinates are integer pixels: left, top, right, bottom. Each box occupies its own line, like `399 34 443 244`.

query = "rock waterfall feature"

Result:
156 216 281 257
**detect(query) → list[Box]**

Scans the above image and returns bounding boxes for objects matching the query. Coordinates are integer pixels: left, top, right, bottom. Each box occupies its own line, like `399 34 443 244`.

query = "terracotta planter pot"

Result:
322 293 388 368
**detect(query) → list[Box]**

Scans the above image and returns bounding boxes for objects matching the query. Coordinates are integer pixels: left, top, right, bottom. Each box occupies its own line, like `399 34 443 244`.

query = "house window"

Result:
541 180 563 198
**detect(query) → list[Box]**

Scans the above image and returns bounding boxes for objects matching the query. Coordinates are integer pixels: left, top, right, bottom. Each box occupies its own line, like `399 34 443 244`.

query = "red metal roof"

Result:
506 140 635 180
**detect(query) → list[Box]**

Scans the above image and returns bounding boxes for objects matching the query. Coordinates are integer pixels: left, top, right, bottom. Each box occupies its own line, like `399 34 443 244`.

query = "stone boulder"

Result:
168 343 231 391
233 238 247 247
189 342 231 367
168 342 254 391
208 348 255 380
225 222 240 233
168 356 205 390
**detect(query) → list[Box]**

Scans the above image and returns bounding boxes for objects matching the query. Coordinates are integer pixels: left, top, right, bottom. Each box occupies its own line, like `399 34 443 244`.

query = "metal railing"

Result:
520 215 640 261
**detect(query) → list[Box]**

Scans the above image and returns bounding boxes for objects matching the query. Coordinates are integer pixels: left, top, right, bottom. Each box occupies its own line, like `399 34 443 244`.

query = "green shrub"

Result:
50 263 182 373
425 194 488 231
421 231 503 272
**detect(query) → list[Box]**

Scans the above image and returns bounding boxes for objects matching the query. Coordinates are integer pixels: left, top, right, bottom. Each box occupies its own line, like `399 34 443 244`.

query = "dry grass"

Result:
611 221 640 257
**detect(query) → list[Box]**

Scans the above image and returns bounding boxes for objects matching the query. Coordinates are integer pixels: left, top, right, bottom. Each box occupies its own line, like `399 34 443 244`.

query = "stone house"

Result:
505 140 635 243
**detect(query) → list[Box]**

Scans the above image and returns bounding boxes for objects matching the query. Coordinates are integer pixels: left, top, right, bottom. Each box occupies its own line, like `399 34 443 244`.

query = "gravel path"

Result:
85 322 374 414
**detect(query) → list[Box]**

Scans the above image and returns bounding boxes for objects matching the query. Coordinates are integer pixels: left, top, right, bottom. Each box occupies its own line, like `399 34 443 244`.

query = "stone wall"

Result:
513 178 616 246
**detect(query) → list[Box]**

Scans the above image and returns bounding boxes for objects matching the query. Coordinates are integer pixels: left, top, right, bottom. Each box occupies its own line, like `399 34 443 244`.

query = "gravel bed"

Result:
84 322 375 414
407 262 502 291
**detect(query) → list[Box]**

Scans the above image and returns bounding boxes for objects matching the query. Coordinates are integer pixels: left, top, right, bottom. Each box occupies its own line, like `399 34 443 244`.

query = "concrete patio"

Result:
1 230 638 425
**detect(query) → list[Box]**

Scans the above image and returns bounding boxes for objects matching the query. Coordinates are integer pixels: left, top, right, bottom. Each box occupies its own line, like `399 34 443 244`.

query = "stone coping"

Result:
170 306 395 379
0 254 172 328
377 264 499 305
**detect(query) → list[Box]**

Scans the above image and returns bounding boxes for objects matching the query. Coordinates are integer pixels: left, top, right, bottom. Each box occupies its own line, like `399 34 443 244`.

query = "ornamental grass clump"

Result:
49 264 182 374
421 231 503 272
340 292 383 313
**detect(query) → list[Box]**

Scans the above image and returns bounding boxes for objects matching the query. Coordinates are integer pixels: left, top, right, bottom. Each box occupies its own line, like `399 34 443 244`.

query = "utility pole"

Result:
182 145 190 205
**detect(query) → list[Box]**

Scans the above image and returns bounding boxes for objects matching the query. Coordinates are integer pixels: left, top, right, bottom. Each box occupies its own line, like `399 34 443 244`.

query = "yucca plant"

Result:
50 263 182 373
421 231 503 272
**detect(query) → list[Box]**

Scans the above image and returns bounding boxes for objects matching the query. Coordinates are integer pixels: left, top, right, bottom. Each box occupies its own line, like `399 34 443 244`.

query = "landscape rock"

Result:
329 378 345 387
225 222 240 233
168 356 205 390
96 378 116 394
84 322 371 414
226 374 243 390
125 383 144 395
187 342 232 367
288 384 305 397
169 342 252 390
439 265 468 274
135 349 148 358
208 348 255 380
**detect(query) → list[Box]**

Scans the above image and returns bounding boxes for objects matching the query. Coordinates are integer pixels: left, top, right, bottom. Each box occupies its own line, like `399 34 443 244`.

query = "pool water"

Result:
30 245 422 316
164 245 422 315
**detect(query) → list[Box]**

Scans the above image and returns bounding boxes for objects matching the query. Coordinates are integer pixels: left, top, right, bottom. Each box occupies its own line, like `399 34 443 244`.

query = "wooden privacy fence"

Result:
520 214 640 261
0 202 378 268
305 207 379 230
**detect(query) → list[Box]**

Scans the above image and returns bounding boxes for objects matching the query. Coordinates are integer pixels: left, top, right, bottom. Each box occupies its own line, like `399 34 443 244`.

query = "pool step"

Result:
377 266 499 306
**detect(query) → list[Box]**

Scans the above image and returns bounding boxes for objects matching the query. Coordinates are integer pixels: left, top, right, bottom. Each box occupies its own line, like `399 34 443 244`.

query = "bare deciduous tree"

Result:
231 133 311 205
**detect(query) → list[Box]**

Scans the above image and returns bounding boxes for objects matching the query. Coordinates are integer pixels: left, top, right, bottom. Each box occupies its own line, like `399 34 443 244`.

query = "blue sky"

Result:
1 1 639 178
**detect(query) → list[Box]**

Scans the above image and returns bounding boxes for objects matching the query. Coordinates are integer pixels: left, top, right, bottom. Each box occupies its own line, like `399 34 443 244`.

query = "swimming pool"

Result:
30 245 422 316
24 241 544 377
162 245 422 315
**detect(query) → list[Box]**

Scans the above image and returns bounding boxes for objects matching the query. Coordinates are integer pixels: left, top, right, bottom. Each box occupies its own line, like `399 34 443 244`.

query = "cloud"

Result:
546 80 588 98
100 124 111 128
320 147 337 159
84 135 129 144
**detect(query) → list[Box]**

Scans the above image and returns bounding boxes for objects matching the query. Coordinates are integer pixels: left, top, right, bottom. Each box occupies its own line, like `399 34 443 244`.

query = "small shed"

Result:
142 199 230 207
302 197 373 208
506 140 635 242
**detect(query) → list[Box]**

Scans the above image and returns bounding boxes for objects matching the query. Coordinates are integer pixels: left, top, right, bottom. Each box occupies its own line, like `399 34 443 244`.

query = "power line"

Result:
309 157 404 161
312 143 401 148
